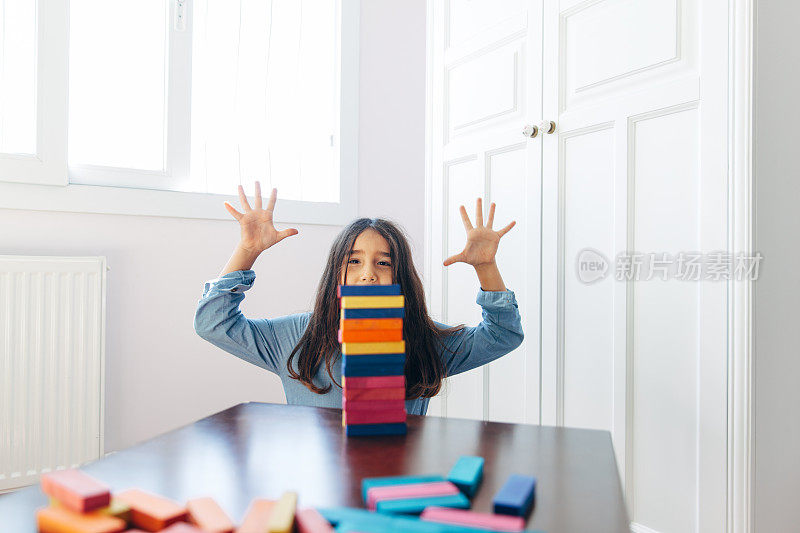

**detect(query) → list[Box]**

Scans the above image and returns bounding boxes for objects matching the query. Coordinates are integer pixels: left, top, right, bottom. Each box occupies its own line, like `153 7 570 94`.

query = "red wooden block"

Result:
343 399 406 412
236 499 275 533
343 376 405 389
338 328 403 343
296 507 335 533
40 469 111 513
186 497 234 533
420 507 526 532
344 387 406 402
344 408 406 425
339 318 403 331
36 505 126 533
115 489 187 532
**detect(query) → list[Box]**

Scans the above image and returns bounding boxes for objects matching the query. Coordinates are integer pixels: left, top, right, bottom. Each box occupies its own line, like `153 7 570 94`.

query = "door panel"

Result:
428 0 542 423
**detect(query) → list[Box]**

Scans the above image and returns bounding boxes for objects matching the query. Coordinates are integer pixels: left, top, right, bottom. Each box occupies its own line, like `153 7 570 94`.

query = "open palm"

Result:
443 198 515 267
224 181 299 253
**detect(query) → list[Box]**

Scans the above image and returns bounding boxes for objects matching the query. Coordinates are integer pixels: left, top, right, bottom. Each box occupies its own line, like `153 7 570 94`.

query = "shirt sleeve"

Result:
434 288 524 377
193 269 310 375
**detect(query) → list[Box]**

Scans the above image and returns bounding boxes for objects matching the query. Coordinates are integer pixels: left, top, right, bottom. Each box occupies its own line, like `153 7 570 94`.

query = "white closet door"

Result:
426 0 542 423
540 0 728 531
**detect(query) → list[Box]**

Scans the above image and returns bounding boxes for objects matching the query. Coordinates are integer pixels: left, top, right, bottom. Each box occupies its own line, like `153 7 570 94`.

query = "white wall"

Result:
753 1 800 530
0 0 427 453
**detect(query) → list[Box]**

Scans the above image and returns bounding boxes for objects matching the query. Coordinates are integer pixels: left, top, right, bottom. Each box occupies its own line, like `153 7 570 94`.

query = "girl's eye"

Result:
348 259 360 264
378 261 391 266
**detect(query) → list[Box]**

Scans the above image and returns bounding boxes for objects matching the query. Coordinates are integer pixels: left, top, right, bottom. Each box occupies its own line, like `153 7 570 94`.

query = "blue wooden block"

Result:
361 475 444 502
346 422 407 437
342 308 405 319
343 354 406 368
447 456 484 497
376 493 470 515
338 284 401 297
492 474 536 517
342 361 406 377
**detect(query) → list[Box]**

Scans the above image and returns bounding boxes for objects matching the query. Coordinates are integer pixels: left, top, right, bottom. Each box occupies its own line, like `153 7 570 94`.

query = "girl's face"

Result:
341 229 394 285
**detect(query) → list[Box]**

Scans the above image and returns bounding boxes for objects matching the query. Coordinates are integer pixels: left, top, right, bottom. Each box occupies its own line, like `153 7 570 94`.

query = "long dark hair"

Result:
286 218 464 399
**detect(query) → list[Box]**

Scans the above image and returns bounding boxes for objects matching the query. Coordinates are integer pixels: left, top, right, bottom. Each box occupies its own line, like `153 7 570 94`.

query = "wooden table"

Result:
0 402 629 532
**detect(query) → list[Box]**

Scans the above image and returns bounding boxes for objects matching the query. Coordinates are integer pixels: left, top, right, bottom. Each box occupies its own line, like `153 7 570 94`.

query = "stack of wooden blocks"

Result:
338 284 407 436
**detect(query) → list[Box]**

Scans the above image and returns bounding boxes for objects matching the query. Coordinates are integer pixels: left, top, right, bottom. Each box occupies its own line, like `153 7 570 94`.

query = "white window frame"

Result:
0 0 359 225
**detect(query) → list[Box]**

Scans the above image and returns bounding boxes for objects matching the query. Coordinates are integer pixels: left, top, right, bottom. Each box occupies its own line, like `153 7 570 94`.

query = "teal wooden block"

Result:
375 493 471 515
447 456 485 497
360 475 443 502
322 508 504 533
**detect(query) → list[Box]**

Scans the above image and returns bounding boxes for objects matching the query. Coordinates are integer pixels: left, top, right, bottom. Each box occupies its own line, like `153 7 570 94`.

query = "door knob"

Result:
539 120 556 134
522 124 539 138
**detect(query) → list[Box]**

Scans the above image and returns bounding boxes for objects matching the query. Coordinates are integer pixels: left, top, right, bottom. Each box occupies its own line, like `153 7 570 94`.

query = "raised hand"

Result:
224 181 299 254
443 198 515 268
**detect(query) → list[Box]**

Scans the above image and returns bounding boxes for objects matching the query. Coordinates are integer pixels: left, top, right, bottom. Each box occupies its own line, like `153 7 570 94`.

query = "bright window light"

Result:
68 0 168 171
0 0 37 155
190 0 339 202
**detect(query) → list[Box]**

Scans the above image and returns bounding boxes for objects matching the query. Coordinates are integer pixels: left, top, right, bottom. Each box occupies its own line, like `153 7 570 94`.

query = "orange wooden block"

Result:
115 489 187 532
187 497 234 533
40 469 111 513
159 524 205 533
339 317 403 331
36 505 126 533
296 507 334 533
338 328 403 343
343 387 406 401
236 499 275 533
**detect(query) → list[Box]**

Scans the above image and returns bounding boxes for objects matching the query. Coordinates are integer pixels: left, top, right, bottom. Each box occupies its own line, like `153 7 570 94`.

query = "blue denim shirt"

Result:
193 270 524 415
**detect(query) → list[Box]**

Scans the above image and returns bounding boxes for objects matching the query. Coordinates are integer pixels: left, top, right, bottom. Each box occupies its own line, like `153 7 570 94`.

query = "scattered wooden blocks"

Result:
366 481 460 511
266 491 297 533
235 499 275 533
420 506 525 532
186 496 234 533
115 488 188 532
40 469 111 513
159 524 205 533
447 456 484 497
35 505 126 533
295 507 335 533
492 475 536 517
361 475 444 502
375 493 470 515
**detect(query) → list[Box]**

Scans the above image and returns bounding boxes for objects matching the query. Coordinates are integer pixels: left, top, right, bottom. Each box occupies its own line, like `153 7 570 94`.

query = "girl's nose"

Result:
361 269 376 282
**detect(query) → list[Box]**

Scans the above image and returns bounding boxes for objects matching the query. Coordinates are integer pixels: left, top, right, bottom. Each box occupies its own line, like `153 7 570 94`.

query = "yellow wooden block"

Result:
341 341 406 355
267 491 297 533
340 295 404 309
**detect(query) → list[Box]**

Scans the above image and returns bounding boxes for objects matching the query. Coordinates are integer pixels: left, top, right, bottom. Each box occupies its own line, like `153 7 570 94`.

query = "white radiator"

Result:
0 256 106 491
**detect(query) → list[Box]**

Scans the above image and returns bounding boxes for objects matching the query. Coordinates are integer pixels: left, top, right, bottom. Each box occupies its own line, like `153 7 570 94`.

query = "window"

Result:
0 0 358 223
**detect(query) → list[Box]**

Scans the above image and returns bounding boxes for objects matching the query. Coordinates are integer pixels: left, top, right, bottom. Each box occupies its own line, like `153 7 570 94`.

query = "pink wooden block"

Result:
344 376 405 389
296 507 334 533
420 506 526 532
343 399 406 411
366 482 460 511
345 409 406 425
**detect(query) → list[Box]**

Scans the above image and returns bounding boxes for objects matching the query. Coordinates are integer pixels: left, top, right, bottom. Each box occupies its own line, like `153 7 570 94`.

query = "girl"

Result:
194 182 523 415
